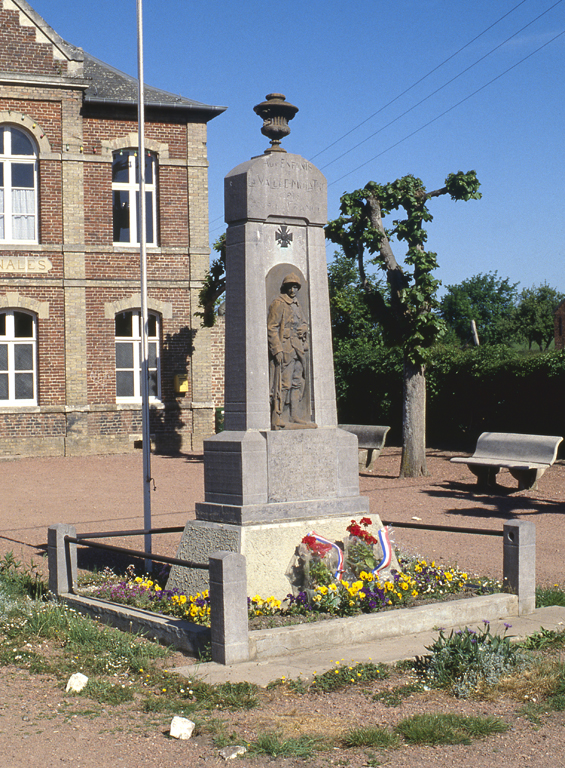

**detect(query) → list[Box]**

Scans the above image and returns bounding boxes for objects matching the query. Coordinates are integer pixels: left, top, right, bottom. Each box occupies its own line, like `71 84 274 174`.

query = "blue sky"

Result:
30 0 565 294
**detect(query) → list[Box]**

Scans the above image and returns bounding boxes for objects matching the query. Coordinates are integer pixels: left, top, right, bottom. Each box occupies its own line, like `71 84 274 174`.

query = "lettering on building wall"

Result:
0 257 53 273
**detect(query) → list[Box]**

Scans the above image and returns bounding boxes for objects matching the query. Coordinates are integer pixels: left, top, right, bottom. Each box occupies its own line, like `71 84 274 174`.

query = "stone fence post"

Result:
47 524 77 596
209 551 249 665
503 520 536 615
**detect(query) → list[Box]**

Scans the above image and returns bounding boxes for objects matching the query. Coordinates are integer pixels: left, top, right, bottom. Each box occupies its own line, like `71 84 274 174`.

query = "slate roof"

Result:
11 1 225 122
83 53 226 121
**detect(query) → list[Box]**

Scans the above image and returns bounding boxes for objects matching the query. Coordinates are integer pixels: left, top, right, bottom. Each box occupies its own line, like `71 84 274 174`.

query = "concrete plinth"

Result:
168 513 395 600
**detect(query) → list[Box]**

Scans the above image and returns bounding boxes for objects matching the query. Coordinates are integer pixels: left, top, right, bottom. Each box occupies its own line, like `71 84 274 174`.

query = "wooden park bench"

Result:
451 432 563 490
339 424 391 471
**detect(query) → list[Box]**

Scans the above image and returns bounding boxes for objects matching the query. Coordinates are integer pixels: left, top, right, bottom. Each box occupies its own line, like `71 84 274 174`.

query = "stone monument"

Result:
169 94 393 598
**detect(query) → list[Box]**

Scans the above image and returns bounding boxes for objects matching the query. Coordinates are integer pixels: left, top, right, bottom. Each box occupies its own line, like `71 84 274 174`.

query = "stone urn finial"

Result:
253 93 299 154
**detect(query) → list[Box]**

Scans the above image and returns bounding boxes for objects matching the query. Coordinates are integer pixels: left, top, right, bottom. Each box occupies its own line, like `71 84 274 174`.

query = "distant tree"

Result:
328 251 384 348
439 271 519 346
326 171 481 477
515 283 565 351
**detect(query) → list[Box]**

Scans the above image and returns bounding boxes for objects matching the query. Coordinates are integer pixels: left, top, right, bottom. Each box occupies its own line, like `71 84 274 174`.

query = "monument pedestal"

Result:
168 513 385 599
196 427 362 524
168 427 373 598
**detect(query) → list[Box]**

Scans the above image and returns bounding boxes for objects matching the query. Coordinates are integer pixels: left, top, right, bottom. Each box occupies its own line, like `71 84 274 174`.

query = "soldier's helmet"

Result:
281 272 302 289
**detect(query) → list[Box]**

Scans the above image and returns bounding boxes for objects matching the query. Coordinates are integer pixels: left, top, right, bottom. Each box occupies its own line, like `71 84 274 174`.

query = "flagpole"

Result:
136 0 152 569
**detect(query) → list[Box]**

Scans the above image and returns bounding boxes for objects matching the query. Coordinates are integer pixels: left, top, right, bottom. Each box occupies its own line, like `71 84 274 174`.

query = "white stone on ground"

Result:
65 673 88 693
169 716 195 740
219 745 247 760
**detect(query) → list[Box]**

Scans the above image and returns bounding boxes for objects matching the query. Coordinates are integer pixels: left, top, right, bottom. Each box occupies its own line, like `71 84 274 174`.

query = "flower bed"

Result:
84 553 499 629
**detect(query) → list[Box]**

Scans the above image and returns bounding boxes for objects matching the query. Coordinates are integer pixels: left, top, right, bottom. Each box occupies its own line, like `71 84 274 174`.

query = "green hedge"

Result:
335 346 565 452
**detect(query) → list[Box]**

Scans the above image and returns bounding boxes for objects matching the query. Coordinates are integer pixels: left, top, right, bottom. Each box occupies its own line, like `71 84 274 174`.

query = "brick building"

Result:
0 0 225 456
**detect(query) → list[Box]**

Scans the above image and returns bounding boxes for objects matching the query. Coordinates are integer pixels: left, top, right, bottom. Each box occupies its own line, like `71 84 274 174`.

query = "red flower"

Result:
360 517 372 527
302 534 332 557
347 518 377 545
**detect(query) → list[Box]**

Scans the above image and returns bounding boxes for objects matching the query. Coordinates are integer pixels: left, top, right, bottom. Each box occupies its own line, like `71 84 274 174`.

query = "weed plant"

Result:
394 713 509 745
341 726 400 749
536 585 565 608
0 552 47 601
249 732 321 758
415 621 527 698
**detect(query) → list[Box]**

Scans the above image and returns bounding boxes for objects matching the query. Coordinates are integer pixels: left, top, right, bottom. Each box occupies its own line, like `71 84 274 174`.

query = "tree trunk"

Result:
400 357 429 478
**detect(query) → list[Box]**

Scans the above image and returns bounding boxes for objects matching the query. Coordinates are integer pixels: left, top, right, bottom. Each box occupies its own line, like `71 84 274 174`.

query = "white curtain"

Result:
12 189 35 240
0 188 4 239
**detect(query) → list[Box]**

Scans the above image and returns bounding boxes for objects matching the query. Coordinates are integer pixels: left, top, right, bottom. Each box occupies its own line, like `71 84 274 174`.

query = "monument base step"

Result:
167 513 394 600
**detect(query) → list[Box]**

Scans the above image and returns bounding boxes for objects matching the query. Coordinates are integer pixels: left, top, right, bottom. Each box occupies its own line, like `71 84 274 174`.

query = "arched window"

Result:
115 310 160 401
0 310 37 405
0 126 38 243
112 150 157 245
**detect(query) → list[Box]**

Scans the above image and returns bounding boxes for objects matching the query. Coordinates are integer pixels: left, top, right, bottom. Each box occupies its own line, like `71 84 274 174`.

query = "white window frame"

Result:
112 150 157 246
0 126 38 244
115 310 160 402
0 310 37 406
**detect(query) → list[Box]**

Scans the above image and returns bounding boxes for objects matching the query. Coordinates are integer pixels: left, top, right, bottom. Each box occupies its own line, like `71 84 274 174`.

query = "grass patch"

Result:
522 627 565 650
82 679 135 705
394 713 509 745
249 732 322 758
0 552 48 601
310 661 389 693
536 585 565 608
341 726 400 749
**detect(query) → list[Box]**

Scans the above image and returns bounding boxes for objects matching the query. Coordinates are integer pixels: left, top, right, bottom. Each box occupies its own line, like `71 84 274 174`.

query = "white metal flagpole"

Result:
136 0 152 568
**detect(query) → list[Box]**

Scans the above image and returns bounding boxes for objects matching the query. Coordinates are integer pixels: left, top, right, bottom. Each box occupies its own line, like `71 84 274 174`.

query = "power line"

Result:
322 0 563 172
309 0 531 162
328 27 565 188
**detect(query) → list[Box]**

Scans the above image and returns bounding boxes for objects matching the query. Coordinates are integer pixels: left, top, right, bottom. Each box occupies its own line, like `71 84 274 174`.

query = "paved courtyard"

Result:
1 447 563 586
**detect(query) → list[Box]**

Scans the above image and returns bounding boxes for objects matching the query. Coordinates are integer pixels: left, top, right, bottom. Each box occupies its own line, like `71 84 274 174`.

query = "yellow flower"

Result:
359 571 369 581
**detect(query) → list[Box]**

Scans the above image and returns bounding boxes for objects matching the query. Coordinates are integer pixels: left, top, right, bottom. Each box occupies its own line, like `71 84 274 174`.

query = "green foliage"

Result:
335 345 565 447
439 271 519 346
310 662 389 693
83 678 135 705
537 585 565 609
415 622 526 698
249 732 321 758
326 171 481 365
521 627 565 650
197 233 226 326
394 713 508 745
0 551 48 601
516 283 564 351
341 726 400 749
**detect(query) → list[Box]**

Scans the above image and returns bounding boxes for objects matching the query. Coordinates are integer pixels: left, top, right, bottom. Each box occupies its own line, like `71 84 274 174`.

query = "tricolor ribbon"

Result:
372 526 392 575
306 531 344 580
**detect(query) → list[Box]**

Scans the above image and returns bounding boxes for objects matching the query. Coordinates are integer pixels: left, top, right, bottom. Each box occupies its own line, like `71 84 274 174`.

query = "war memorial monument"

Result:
169 95 394 598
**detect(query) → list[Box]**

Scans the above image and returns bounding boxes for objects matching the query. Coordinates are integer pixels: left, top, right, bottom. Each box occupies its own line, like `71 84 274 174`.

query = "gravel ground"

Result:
0 447 564 766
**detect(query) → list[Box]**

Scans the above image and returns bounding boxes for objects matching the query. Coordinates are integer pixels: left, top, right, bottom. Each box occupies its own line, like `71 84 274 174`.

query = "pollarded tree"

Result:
326 171 481 477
